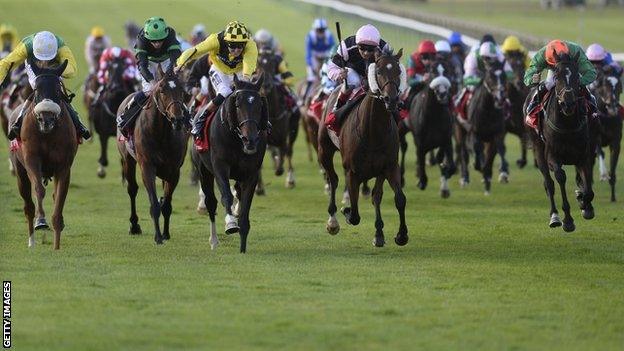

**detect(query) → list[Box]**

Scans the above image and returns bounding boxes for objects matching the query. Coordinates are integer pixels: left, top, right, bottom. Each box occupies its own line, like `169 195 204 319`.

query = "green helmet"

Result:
144 17 169 41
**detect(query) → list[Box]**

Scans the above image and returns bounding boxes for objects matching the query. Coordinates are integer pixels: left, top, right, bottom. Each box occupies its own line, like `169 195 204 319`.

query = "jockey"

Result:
303 18 335 98
435 39 463 87
175 21 260 139
448 31 468 67
84 26 111 74
326 24 392 130
0 31 90 140
586 43 623 78
124 21 141 50
0 24 19 58
501 35 530 69
524 40 597 130
407 40 437 90
189 24 207 46
117 17 181 135
254 29 283 56
92 46 137 104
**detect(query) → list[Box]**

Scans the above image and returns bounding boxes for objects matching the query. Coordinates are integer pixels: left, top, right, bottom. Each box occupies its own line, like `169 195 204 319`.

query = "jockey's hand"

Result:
241 75 251 82
173 66 182 74
422 73 431 82
531 73 541 86
338 69 348 82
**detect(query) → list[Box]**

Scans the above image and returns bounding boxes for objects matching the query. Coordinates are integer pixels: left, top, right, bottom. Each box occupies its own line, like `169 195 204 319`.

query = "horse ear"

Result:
254 72 264 89
233 74 240 89
55 59 68 77
395 48 403 60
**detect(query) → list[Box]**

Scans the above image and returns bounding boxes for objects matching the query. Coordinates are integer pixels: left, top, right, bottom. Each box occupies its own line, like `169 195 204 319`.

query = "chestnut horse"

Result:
317 50 408 247
9 60 78 249
116 65 189 244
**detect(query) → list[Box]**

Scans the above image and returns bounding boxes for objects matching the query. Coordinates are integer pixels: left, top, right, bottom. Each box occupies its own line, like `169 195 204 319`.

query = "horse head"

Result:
256 48 277 95
31 59 67 134
553 52 580 116
368 48 405 112
504 51 526 91
152 64 188 131
105 56 128 94
225 73 266 155
482 59 508 109
427 60 452 104
596 69 622 117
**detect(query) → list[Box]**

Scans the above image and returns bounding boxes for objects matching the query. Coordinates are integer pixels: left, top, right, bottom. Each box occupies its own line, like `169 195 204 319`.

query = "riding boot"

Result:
331 88 351 125
7 98 32 140
66 103 91 140
191 101 217 139
117 91 147 137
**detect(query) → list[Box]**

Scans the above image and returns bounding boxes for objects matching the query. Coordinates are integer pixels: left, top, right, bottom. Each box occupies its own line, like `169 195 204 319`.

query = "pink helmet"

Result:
586 43 606 62
355 24 380 46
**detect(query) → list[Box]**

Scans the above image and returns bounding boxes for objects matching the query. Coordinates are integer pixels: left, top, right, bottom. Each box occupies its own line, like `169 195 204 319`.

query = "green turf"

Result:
373 0 624 52
1 0 624 350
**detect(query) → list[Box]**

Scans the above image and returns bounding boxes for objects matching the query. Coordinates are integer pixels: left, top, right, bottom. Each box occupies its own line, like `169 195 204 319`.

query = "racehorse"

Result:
9 60 78 249
116 64 189 244
405 60 456 198
593 67 622 202
256 50 296 192
528 51 597 232
504 51 531 170
456 59 508 194
317 49 408 247
191 74 267 253
1 66 30 175
90 55 135 178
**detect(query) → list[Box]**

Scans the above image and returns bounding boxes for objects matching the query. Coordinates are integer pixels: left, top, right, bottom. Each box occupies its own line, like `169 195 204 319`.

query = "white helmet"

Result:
33 31 58 61
192 24 206 36
254 28 273 45
312 18 328 30
435 40 451 53
479 42 498 58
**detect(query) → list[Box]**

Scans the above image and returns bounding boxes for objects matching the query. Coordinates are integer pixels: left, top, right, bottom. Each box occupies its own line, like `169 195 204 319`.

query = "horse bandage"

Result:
33 99 62 115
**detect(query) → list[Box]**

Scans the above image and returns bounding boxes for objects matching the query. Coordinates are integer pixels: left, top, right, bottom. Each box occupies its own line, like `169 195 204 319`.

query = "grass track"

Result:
0 1 623 350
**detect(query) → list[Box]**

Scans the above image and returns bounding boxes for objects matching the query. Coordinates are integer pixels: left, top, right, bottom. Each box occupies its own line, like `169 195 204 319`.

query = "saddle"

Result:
194 108 217 153
325 88 367 134
307 94 328 122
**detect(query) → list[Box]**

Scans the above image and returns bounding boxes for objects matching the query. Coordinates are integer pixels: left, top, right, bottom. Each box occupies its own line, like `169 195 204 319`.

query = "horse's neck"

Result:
359 95 391 139
142 103 171 137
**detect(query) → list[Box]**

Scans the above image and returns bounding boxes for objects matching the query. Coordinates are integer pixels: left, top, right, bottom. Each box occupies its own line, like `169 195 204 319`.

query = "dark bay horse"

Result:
528 52 597 232
594 68 622 202
1 66 30 175
191 75 267 253
318 49 408 247
456 59 508 194
116 65 189 244
91 56 135 178
406 61 456 198
505 51 531 169
9 60 78 249
256 51 297 192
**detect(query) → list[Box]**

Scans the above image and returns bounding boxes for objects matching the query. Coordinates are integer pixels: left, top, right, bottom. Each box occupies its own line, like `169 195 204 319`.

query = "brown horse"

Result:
593 68 622 202
317 49 408 247
90 56 136 178
1 65 30 175
9 60 78 249
116 65 189 244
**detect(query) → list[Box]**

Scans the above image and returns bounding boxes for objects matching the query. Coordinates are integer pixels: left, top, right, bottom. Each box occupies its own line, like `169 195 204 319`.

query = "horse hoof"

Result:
225 214 239 235
275 168 284 176
549 213 562 228
498 172 509 184
373 237 385 247
581 208 595 220
97 168 106 179
484 190 491 196
210 241 219 250
440 189 450 199
255 188 266 196
197 205 207 215
155 239 164 245
562 221 576 233
286 180 295 189
459 178 469 188
394 234 409 246
599 174 609 182
162 233 171 241
129 223 142 235
34 218 49 231
417 181 426 190
516 159 527 169
361 188 371 198
326 223 340 235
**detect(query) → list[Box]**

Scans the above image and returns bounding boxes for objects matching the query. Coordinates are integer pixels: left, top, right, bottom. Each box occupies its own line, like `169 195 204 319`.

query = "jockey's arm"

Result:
241 40 258 80
524 47 547 86
304 33 313 67
277 59 295 87
186 55 209 90
576 49 597 86
57 46 78 79
135 52 153 82
176 33 218 69
463 52 481 86
0 42 26 83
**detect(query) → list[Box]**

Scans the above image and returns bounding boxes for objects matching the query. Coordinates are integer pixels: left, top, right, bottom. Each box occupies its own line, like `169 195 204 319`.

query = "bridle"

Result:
221 88 262 140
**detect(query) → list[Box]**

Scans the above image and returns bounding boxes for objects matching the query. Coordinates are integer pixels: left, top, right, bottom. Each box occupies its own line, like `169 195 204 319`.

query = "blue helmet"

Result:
448 31 463 46
312 18 328 30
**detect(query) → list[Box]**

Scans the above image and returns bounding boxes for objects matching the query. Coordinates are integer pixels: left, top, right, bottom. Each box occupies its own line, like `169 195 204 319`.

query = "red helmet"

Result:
545 40 570 66
418 40 436 55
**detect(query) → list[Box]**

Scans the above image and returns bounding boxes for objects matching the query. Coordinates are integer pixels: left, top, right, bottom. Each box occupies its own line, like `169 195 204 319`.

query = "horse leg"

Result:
255 167 265 196
97 133 108 178
319 135 339 235
213 164 238 234
482 141 497 195
371 176 385 247
416 146 427 190
15 160 35 247
497 137 509 184
609 143 619 202
123 157 141 234
534 141 560 227
27 166 48 233
576 162 595 220
161 173 179 241
51 170 70 250
140 167 163 244
342 171 361 226
236 175 258 253
552 163 574 232
275 143 286 176
399 129 408 188
517 133 528 168
439 142 454 199
385 165 408 246
285 142 296 189
361 180 371 198
455 127 469 187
